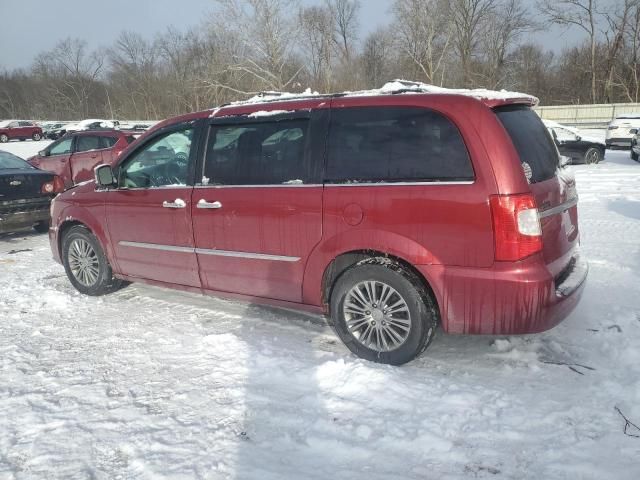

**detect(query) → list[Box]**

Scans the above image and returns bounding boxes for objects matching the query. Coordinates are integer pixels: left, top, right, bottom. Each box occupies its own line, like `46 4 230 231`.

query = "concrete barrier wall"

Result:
535 103 640 127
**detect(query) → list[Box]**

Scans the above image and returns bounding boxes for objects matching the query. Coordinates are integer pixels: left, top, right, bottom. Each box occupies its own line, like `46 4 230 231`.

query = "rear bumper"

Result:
606 137 632 148
0 208 49 233
420 252 588 335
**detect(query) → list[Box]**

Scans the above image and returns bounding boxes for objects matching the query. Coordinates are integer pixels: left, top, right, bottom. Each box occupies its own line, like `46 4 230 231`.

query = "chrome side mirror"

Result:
95 164 116 187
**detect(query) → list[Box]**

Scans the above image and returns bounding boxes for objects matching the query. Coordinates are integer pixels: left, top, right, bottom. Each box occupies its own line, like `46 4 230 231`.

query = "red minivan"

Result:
48 84 587 365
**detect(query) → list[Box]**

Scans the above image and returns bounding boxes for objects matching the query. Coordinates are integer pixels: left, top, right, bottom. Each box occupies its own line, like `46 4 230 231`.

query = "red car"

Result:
0 120 43 143
48 85 587 365
29 130 135 188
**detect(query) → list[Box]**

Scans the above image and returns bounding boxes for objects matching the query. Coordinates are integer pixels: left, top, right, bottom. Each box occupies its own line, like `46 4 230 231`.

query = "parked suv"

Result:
605 114 640 148
28 129 135 188
48 83 587 365
0 120 43 143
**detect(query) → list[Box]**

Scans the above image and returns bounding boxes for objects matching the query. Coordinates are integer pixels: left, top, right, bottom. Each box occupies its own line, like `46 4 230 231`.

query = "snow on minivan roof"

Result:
231 80 539 108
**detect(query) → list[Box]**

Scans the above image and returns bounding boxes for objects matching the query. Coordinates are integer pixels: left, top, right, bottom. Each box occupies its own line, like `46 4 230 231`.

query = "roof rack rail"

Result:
231 91 347 107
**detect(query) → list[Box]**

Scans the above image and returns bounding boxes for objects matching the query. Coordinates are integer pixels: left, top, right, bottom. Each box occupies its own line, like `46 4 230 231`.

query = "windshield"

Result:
0 151 34 170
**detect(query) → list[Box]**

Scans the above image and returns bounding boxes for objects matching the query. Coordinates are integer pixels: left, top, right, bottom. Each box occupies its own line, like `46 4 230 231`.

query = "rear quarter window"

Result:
494 106 559 184
326 107 474 183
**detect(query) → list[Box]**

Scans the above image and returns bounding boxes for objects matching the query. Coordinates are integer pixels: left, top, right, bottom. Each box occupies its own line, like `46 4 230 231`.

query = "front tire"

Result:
62 225 126 296
32 132 42 141
632 150 639 162
330 259 438 365
584 147 602 164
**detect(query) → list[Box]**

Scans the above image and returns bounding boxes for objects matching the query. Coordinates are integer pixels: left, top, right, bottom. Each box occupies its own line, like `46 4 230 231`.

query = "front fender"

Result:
52 200 116 271
301 229 438 307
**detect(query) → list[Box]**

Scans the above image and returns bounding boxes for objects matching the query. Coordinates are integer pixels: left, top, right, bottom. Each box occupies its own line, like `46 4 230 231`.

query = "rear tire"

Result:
584 147 601 164
33 221 49 234
330 258 438 365
0 134 7 143
632 150 639 162
62 225 126 296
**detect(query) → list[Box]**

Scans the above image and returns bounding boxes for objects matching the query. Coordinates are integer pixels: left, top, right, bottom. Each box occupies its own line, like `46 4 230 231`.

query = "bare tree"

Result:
602 0 638 101
392 0 453 85
212 0 303 93
538 0 600 103
361 27 396 87
327 0 360 62
482 0 534 89
299 5 336 91
450 0 497 87
33 38 106 118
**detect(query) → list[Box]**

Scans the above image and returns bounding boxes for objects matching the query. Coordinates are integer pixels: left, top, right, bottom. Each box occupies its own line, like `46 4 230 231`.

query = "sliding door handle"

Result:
162 199 186 209
197 199 222 209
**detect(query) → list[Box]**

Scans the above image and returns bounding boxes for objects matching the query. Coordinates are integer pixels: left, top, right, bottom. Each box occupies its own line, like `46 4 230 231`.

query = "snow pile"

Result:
1 141 639 479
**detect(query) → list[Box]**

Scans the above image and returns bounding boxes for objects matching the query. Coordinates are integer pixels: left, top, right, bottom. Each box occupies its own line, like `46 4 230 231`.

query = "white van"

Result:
605 114 640 148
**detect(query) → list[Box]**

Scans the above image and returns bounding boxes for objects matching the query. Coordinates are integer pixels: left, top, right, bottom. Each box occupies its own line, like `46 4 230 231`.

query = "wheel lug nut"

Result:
373 304 377 308
366 311 371 315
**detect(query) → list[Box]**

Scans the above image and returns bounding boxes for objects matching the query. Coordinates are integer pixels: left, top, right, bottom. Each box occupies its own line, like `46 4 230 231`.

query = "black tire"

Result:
19 138 26 142
632 150 639 162
330 258 438 365
33 221 50 234
584 147 601 164
62 225 126 296
0 134 7 143
32 132 42 141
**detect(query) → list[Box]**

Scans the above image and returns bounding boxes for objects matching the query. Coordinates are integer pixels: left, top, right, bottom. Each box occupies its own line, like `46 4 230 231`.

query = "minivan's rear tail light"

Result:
490 194 543 261
41 175 65 194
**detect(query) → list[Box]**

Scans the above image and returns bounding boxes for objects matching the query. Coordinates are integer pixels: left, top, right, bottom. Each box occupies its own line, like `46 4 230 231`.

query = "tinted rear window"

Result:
101 136 118 148
326 107 474 183
494 105 559 183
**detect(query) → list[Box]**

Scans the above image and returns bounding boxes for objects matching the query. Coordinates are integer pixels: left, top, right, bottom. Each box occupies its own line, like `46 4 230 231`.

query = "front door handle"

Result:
197 199 222 209
163 199 186 209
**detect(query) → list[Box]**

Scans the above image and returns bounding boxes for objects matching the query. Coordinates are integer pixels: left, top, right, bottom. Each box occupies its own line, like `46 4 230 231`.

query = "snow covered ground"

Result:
1 140 640 479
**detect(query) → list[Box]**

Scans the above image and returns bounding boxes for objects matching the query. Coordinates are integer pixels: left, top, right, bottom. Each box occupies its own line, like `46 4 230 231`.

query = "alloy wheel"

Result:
343 280 412 352
586 150 600 164
68 238 100 287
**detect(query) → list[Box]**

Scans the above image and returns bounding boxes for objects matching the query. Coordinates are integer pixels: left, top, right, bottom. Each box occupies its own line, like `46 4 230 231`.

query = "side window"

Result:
326 107 474 183
204 119 310 185
49 138 73 155
100 136 118 148
76 135 102 152
8 121 19 128
119 128 194 188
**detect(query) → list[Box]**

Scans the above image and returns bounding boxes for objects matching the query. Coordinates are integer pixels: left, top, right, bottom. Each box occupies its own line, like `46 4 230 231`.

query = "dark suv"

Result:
48 82 588 365
28 130 135 188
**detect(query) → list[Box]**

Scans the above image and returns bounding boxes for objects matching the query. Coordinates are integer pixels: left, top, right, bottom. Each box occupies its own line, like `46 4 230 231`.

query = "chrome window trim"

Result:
119 241 300 262
194 181 475 188
325 180 475 187
539 197 579 219
194 184 321 189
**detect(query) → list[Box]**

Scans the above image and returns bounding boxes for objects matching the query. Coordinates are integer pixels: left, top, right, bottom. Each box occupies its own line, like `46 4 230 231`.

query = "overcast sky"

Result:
0 0 581 71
